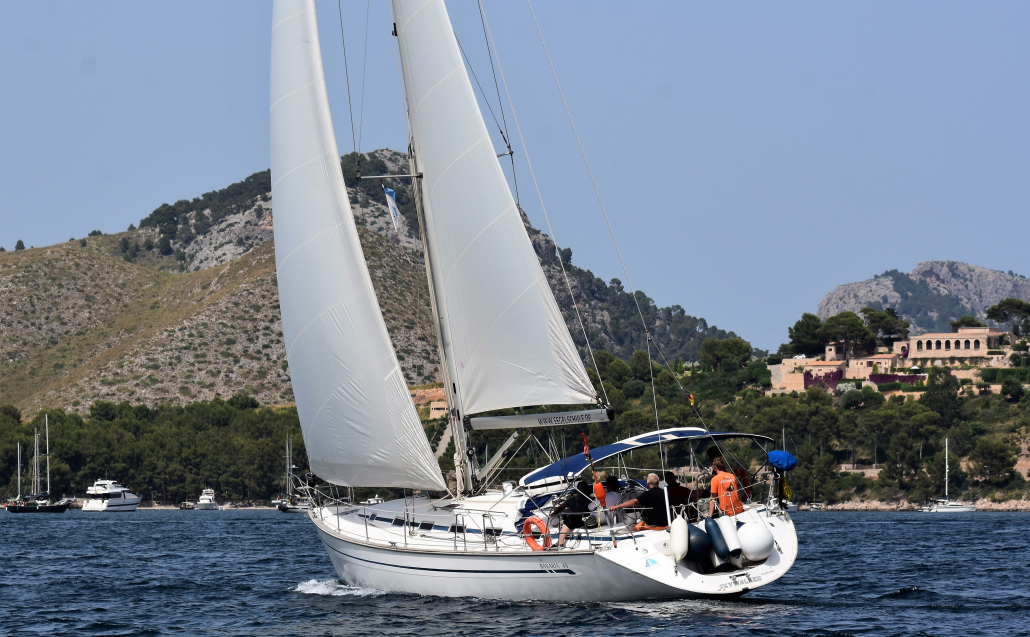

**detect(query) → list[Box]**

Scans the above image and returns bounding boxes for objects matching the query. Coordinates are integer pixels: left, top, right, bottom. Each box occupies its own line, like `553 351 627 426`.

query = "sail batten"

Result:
270 0 445 491
393 0 598 416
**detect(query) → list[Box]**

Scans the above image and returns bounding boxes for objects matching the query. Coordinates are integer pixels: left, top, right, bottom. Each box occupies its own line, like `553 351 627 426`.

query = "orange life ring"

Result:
523 516 551 551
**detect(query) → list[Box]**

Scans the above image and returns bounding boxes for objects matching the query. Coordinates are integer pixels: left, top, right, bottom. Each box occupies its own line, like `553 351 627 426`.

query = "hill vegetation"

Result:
0 149 743 417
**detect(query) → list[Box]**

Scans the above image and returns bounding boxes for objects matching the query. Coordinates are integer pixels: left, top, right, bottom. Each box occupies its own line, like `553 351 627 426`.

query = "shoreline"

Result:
802 498 1030 512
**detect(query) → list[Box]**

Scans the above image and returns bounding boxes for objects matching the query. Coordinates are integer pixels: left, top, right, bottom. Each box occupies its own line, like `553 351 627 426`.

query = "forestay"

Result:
393 0 597 416
270 0 445 491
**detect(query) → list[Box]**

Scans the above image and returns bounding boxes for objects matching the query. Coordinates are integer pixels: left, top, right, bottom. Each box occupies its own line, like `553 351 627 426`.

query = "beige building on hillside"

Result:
846 353 900 379
892 326 1013 366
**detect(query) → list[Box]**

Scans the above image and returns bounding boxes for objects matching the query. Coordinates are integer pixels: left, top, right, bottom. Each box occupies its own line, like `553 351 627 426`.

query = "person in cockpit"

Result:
588 475 623 526
550 480 592 546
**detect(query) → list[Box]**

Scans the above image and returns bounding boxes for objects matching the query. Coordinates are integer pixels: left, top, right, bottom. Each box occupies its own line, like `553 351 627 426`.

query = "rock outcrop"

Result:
818 261 1030 334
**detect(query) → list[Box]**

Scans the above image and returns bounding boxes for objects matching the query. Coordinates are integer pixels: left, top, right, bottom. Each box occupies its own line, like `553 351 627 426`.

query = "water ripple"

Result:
2 510 1028 636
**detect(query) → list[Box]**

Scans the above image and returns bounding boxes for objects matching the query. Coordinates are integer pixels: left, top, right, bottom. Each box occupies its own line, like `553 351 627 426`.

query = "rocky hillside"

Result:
1 149 738 415
818 261 1030 333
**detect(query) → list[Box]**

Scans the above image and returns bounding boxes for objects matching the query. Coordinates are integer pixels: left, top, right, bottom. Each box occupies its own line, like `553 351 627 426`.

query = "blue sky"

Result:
1 1 1027 350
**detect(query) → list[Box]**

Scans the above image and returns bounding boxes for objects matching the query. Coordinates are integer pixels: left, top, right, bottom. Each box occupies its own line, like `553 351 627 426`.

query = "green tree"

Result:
698 337 752 372
14 239 25 251
1001 377 1024 403
968 437 1018 486
880 432 923 490
950 315 985 332
787 313 824 357
819 312 876 359
861 307 910 348
986 298 1030 337
158 236 173 256
918 367 962 428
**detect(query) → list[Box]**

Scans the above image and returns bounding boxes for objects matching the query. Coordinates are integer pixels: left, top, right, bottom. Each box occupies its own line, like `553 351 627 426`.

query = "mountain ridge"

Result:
818 261 1030 333
1 149 744 415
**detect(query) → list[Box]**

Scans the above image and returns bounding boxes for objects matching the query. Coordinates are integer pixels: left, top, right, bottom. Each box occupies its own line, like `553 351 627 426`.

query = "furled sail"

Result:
393 0 597 416
270 0 445 491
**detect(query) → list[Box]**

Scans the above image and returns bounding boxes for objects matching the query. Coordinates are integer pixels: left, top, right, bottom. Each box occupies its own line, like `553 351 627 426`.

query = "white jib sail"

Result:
270 0 445 491
393 0 597 416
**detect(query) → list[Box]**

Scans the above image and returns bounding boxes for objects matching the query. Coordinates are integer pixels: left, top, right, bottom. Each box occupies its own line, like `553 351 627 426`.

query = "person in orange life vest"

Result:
708 456 744 517
706 445 752 501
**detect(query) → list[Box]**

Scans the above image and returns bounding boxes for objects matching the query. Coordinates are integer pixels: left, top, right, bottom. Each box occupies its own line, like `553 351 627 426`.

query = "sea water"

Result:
1 510 1027 636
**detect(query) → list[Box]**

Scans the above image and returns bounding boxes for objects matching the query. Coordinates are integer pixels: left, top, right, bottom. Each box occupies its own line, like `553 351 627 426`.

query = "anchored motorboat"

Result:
82 479 141 512
196 489 219 510
269 0 799 600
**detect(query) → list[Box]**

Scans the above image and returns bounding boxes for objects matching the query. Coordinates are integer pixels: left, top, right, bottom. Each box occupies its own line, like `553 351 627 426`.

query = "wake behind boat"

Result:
269 0 799 600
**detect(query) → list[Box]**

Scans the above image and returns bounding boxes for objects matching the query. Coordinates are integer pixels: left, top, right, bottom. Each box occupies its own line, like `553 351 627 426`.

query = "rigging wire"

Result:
477 0 520 207
478 2 609 406
455 38 511 157
357 0 371 157
336 0 358 156
523 0 758 499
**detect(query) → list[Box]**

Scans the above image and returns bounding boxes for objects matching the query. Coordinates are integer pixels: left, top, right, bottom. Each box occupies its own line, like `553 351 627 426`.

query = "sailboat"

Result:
274 435 311 513
270 0 797 600
5 416 71 514
921 438 977 513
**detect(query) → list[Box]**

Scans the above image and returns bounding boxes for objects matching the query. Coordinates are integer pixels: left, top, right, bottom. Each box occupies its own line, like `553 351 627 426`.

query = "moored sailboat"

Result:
270 0 798 600
921 438 977 513
5 416 71 514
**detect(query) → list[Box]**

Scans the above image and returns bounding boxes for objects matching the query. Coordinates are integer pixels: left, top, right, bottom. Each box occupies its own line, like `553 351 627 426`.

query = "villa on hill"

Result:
768 326 1022 395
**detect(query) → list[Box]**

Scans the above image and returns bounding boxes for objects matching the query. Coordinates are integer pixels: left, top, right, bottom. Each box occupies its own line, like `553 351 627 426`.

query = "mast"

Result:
16 442 21 500
945 438 949 500
46 414 50 497
391 0 598 493
404 143 475 494
33 429 40 496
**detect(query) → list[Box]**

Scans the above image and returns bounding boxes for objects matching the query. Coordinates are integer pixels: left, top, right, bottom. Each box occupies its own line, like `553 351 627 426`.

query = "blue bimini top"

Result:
518 427 775 488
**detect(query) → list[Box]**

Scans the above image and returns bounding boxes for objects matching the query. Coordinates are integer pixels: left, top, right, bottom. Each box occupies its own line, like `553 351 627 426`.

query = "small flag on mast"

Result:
383 186 401 233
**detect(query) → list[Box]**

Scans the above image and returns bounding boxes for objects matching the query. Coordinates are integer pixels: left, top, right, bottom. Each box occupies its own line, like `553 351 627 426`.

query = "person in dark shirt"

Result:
664 471 699 522
550 480 592 546
610 473 669 529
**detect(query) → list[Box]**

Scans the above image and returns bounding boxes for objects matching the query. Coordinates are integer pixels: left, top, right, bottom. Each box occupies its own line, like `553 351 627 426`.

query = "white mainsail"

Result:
393 0 597 416
270 0 445 491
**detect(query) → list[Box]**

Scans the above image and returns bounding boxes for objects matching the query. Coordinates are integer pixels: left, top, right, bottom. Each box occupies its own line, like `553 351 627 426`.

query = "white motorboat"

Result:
196 489 219 510
269 0 798 600
82 479 141 512
921 439 976 513
277 500 311 513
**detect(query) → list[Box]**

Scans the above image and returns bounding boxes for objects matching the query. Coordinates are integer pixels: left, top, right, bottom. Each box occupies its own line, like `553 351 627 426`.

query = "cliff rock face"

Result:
818 261 1030 334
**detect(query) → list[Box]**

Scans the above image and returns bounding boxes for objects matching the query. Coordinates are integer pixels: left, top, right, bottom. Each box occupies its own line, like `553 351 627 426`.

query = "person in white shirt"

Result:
588 475 624 526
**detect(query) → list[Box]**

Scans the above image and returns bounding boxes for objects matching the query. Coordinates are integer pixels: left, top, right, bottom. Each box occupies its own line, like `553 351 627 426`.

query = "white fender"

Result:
669 516 689 561
716 515 742 557
738 522 775 561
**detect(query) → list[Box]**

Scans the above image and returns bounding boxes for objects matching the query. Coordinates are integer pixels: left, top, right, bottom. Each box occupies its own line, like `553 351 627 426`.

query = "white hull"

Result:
922 502 977 513
308 500 798 601
82 498 140 512
195 502 219 510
